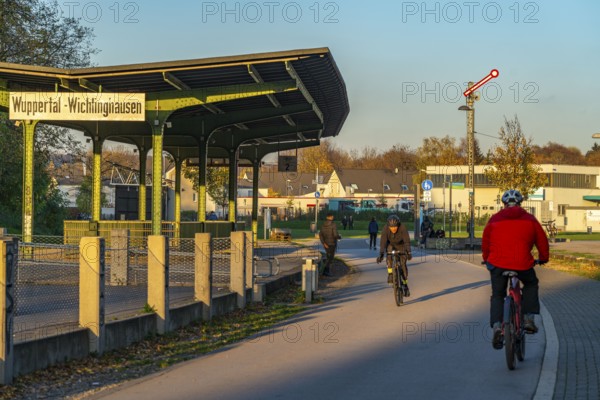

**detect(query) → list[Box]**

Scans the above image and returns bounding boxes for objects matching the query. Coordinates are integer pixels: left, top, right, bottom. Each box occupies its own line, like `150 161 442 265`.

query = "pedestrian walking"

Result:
319 212 342 277
420 216 433 248
349 215 354 229
342 215 348 230
368 217 379 250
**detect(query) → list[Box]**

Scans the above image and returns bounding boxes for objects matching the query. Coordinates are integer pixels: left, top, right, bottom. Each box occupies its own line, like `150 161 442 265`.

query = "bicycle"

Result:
389 250 409 307
495 260 542 370
542 220 558 238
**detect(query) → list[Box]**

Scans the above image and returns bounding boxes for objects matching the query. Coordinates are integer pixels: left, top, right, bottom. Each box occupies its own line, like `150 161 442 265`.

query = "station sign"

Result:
9 91 146 121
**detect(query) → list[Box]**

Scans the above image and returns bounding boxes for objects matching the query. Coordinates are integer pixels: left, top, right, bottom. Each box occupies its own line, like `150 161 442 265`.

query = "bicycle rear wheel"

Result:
393 267 403 306
504 298 516 370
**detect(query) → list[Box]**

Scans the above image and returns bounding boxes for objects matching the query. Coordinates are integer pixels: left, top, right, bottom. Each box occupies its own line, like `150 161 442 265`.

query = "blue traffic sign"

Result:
421 180 433 191
315 191 321 198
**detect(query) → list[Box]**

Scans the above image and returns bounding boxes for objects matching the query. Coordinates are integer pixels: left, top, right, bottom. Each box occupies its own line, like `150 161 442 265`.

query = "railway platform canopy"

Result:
0 47 349 240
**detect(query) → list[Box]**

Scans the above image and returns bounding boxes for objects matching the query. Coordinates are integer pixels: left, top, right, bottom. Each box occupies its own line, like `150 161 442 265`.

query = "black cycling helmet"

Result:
387 214 400 227
501 189 524 206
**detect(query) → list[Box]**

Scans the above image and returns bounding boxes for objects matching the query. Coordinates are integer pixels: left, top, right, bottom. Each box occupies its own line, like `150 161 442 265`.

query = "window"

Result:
192 193 197 203
558 204 567 216
549 173 596 188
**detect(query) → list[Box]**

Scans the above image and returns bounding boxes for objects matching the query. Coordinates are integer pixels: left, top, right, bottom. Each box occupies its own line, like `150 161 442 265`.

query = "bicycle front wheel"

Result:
515 313 526 362
394 268 403 306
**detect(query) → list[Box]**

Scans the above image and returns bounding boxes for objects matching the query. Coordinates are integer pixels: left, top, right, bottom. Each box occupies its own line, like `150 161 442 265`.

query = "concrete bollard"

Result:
0 238 17 385
302 258 319 303
79 237 106 355
110 229 129 286
148 235 169 334
304 261 313 303
194 233 212 320
230 232 246 309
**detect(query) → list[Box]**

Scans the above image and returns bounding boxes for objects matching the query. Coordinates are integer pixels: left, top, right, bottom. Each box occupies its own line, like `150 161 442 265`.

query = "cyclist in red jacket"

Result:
482 189 549 349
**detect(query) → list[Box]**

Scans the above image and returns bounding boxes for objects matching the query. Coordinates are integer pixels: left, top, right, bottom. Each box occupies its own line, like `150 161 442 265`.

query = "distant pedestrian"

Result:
420 216 433 248
349 215 354 229
368 217 379 250
319 212 342 277
342 215 348 230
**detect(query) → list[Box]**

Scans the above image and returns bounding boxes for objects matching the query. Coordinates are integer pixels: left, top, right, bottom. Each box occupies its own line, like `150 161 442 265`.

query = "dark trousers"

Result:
489 266 539 328
323 244 336 273
369 233 377 248
387 254 408 279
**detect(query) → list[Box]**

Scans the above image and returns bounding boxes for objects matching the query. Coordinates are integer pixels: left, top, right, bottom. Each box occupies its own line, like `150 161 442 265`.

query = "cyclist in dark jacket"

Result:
368 217 379 250
482 189 549 349
377 215 412 294
319 213 341 277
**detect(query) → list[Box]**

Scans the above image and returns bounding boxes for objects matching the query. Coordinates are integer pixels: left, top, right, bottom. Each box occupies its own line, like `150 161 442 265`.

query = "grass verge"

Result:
545 259 600 281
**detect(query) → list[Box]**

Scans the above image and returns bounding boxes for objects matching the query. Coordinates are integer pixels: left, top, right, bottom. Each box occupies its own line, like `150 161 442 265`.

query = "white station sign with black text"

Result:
9 92 146 121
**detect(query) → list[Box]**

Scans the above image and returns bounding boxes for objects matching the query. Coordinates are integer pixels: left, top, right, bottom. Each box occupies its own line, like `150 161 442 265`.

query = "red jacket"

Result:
482 206 549 271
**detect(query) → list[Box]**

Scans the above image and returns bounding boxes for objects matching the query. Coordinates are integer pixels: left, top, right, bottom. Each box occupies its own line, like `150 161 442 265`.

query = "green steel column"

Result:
174 158 182 238
22 121 38 243
252 160 260 244
151 127 163 235
197 138 207 222
91 137 103 222
228 149 237 223
138 146 146 220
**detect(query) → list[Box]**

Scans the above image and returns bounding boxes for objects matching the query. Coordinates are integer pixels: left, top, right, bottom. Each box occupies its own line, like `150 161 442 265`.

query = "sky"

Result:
65 0 600 154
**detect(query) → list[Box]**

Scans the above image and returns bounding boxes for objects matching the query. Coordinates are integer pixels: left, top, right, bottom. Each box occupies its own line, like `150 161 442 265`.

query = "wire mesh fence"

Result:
9 231 253 341
212 237 231 294
13 236 80 343
168 238 195 307
104 234 148 321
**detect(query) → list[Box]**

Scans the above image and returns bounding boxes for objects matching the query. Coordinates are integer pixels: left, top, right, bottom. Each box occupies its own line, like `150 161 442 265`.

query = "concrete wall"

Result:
169 302 204 332
10 287 254 378
14 329 89 377
105 314 157 353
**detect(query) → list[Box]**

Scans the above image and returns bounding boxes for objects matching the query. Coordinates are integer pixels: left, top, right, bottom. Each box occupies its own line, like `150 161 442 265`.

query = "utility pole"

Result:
460 69 498 249
448 175 453 240
314 167 319 233
466 84 476 248
415 182 421 241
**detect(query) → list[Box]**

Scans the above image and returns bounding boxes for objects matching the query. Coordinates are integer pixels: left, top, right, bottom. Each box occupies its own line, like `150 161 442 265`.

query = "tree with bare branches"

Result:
484 117 547 197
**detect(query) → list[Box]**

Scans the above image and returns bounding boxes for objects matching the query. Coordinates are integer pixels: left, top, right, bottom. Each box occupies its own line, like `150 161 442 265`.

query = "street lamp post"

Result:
458 202 462 232
459 82 477 249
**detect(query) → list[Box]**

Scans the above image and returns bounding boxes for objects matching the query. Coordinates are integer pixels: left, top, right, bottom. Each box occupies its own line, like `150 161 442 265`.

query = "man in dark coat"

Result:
319 212 341 277
368 217 379 250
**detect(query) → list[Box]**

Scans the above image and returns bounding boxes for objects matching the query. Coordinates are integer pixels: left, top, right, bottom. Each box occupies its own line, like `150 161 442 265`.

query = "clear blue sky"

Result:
71 0 600 154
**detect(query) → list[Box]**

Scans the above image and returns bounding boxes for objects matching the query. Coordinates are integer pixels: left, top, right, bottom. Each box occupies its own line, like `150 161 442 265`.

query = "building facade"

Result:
423 164 600 232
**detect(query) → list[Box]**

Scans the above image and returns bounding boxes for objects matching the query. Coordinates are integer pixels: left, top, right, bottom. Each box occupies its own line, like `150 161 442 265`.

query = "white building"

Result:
423 164 600 232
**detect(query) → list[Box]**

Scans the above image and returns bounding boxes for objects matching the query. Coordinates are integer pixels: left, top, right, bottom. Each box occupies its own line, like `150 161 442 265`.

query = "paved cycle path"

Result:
90 239 545 400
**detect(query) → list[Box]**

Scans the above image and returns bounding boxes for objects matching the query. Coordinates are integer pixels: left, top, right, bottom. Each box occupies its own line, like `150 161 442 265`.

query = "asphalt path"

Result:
91 238 546 400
